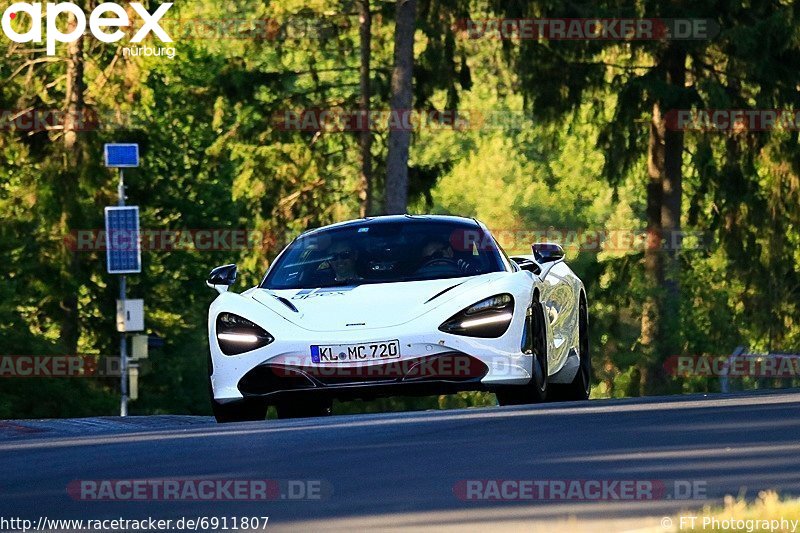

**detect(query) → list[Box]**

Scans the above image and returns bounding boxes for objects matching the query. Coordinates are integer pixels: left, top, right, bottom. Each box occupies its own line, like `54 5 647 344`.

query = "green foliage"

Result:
1 0 800 418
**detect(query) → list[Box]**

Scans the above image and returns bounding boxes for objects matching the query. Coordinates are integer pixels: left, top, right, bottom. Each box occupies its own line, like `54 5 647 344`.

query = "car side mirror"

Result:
532 243 565 263
511 256 541 274
207 264 237 294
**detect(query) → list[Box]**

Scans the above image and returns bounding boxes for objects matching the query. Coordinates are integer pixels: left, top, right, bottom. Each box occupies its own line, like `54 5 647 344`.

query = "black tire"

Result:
211 398 268 423
276 397 332 419
496 301 548 406
208 353 267 423
548 297 590 402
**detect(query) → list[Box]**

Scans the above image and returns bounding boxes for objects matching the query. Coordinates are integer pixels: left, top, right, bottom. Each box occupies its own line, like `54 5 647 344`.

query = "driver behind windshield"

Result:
419 239 477 275
421 239 454 261
328 242 363 283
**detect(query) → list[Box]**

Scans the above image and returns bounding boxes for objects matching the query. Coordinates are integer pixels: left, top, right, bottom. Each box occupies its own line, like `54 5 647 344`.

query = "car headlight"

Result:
216 312 274 355
439 294 514 338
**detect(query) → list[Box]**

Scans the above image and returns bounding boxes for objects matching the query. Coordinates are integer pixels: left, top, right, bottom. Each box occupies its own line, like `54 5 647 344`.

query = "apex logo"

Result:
1 2 174 55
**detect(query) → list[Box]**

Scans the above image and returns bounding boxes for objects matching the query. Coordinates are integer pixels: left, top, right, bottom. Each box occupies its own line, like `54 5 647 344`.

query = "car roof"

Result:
298 214 485 238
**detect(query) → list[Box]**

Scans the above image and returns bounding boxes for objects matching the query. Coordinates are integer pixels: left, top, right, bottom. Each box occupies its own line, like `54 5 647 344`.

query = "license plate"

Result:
311 340 401 363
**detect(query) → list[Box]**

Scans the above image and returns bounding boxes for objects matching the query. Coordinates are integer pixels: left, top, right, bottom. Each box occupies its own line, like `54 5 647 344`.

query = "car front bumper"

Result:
211 330 534 404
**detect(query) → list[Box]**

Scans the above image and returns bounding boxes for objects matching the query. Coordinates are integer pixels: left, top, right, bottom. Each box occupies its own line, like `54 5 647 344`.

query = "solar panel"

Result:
105 206 141 274
104 144 139 168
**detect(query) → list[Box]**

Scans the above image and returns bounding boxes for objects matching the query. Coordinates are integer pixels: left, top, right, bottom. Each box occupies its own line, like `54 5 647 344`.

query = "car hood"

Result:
250 274 504 332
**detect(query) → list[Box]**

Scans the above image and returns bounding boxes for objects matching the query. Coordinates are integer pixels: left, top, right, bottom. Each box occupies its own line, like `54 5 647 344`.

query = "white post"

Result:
118 168 128 417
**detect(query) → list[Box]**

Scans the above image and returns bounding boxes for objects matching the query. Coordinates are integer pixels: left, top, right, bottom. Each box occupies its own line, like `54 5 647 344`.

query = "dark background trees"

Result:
1 0 799 417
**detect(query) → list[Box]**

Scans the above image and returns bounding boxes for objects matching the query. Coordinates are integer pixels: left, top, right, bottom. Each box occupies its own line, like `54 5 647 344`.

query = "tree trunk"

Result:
640 46 686 395
358 0 373 217
640 101 665 395
59 16 85 355
384 0 416 215
661 46 686 353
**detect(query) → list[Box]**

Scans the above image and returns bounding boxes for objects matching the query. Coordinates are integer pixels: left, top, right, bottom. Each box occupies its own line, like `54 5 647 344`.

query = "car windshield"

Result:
262 219 507 290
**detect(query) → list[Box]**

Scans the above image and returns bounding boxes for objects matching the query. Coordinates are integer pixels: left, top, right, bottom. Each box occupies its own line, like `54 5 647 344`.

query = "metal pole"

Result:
118 168 128 416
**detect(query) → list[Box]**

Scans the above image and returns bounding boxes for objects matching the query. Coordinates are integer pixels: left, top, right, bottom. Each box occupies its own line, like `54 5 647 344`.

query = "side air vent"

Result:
275 296 299 313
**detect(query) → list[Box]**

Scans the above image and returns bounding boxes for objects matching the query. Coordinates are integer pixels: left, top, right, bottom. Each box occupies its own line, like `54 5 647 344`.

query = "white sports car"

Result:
206 215 589 422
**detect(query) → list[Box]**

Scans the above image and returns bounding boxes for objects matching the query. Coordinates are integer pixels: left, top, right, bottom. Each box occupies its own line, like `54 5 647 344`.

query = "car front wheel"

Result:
495 300 548 406
211 398 268 423
276 397 332 419
209 355 267 423
548 297 590 401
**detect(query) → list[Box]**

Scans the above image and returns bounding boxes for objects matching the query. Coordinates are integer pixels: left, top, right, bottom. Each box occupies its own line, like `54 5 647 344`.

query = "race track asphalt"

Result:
2 390 799 532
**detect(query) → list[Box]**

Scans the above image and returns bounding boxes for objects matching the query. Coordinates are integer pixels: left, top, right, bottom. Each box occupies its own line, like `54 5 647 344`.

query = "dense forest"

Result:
1 0 799 418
